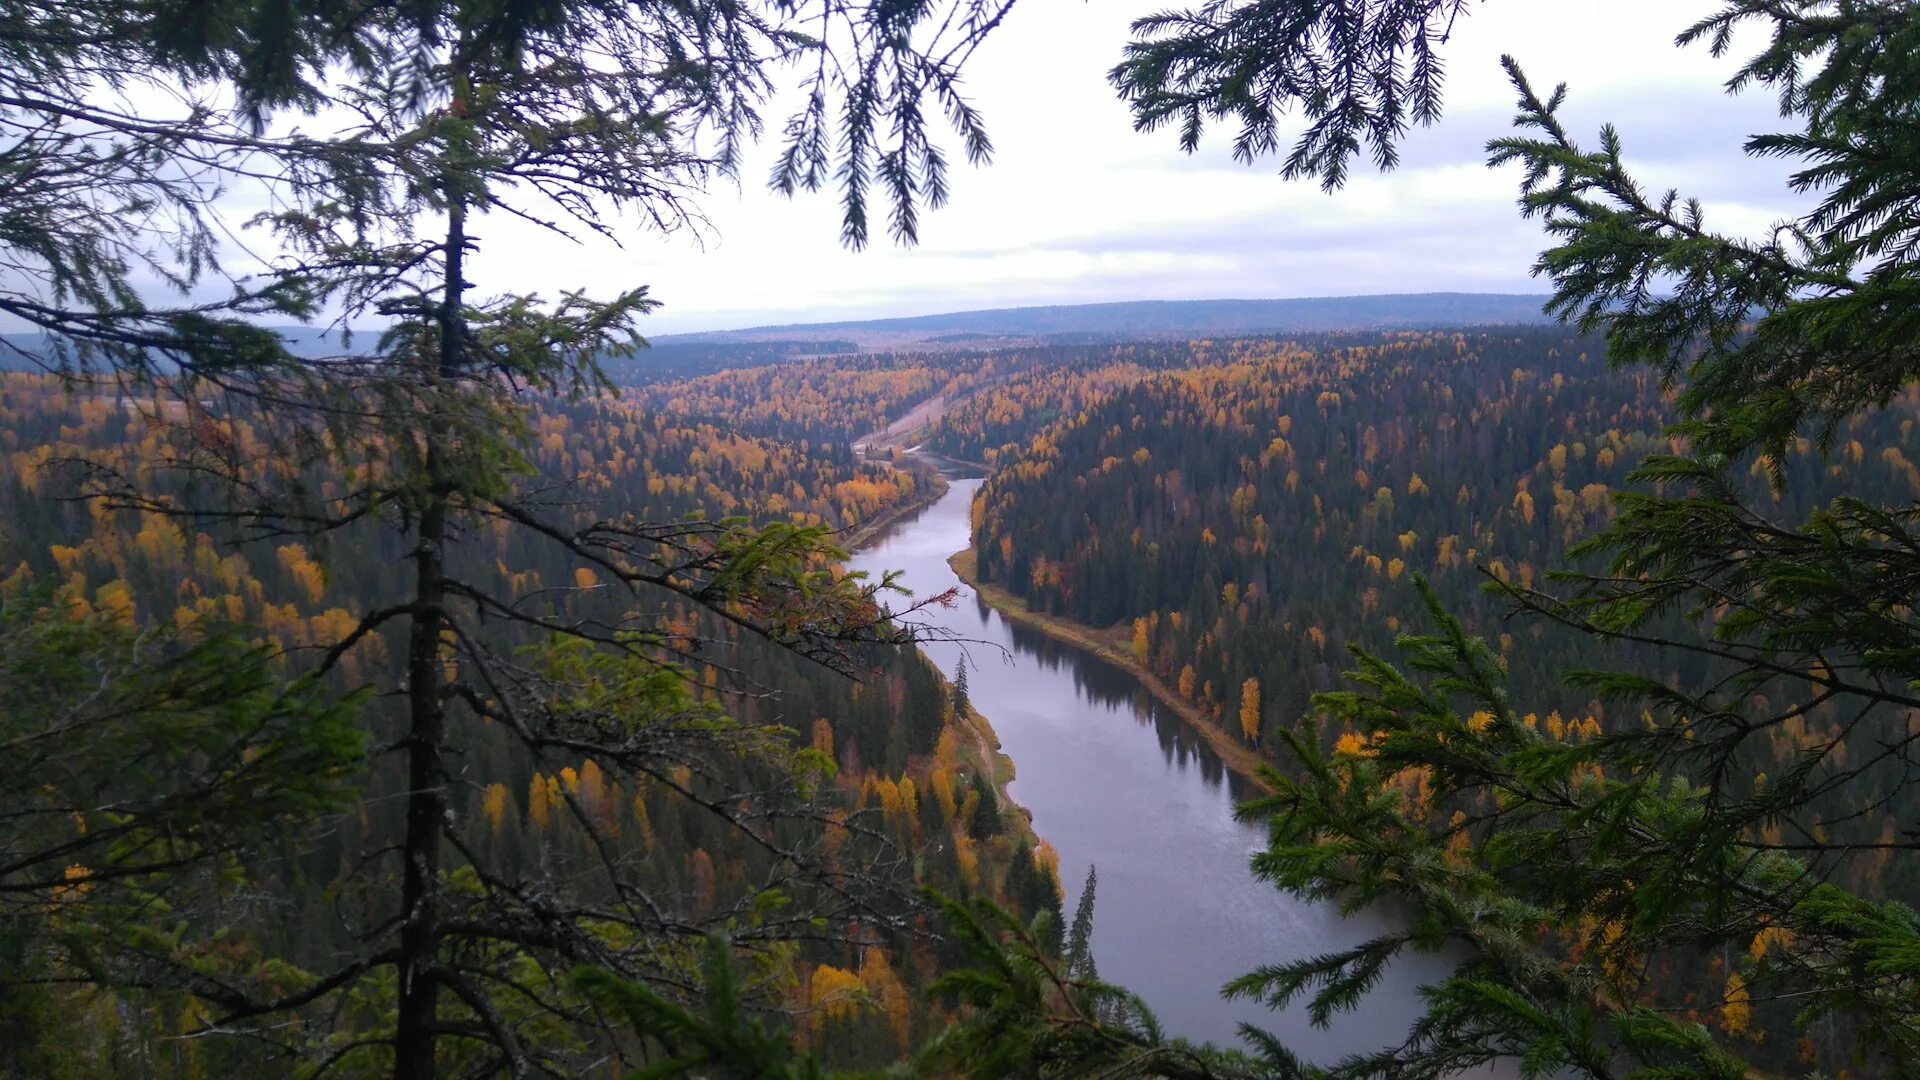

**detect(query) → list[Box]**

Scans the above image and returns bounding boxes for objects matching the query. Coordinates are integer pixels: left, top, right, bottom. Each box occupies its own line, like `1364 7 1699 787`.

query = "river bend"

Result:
852 477 1465 1056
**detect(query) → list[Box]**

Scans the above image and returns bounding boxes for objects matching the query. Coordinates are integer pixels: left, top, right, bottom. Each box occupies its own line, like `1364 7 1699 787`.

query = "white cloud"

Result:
12 1 1805 336
452 0 1806 334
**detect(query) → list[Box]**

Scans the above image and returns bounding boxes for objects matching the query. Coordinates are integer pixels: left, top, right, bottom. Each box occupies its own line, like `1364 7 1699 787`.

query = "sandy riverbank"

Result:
947 547 1274 792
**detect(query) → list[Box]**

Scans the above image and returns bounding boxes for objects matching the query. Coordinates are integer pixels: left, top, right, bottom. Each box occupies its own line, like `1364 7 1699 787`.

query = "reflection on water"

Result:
852 478 1483 1060
995 606 1258 801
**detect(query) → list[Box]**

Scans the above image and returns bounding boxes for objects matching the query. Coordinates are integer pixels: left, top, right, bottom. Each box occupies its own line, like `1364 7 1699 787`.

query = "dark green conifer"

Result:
1104 1 1920 1074
967 769 1002 840
951 654 972 716
1063 866 1099 984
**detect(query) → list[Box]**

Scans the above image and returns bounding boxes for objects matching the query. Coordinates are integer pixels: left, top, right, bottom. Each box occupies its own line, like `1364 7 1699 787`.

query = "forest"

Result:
947 326 1920 1074
4 0 1920 1079
651 294 1557 351
959 326 1920 757
12 324 1920 1075
0 368 1065 1074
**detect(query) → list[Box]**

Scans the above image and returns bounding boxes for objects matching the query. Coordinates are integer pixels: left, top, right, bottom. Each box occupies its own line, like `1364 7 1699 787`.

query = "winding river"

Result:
852 476 1470 1059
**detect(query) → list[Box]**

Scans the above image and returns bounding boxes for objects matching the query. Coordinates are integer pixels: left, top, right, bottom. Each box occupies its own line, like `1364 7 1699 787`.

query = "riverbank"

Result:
947 547 1274 792
840 468 949 551
844 477 1038 849
852 478 1394 1046
956 699 1027 825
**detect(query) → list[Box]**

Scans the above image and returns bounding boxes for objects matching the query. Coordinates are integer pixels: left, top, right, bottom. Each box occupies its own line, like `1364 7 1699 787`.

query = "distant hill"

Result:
601 338 862 383
0 326 365 371
660 293 1555 349
2 294 1556 374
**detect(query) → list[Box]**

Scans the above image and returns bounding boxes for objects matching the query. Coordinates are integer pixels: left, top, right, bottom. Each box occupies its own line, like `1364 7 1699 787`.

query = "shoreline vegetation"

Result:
947 547 1275 792
957 699 1030 831
845 471 1040 850
839 463 949 551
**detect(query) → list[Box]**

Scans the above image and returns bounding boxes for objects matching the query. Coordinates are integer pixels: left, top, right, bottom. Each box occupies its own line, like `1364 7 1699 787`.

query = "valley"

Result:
855 474 1465 1054
8 309 1917 1077
6 3 1915 1074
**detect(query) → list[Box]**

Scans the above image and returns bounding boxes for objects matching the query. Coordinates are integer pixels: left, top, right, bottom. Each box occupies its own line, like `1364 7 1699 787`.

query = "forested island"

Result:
3 1 1919 1079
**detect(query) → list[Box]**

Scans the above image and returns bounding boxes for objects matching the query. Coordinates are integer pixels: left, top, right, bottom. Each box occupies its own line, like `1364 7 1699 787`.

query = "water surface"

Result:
853 477 1469 1058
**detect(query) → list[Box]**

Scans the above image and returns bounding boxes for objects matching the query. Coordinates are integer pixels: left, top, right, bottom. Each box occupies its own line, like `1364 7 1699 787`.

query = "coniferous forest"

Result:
4 2 1920 1079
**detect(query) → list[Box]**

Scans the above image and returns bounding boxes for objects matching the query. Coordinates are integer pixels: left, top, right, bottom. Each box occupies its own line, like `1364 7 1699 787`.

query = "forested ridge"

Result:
629 354 969 446
623 341 1212 451
7 0 1920 1077
964 325 1911 733
15 318 1920 1074
647 293 1555 349
0 369 1064 1073
945 325 1920 1072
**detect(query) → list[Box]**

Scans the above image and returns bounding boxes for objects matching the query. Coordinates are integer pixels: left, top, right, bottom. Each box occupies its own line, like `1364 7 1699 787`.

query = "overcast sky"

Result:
266 2 1810 336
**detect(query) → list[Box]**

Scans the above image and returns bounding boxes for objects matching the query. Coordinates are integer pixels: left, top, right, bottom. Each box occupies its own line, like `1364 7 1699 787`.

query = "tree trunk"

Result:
394 177 467 1080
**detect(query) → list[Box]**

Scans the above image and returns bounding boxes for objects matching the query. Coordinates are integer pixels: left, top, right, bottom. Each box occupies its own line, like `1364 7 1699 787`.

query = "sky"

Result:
51 0 1806 339
495 0 1799 335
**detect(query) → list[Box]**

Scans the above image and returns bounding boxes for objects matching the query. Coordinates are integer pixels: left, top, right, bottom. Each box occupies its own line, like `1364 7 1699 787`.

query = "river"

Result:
851 476 1472 1060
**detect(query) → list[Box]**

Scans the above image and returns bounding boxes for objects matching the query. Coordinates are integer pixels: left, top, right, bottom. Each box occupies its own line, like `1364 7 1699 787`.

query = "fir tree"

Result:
8 0 1015 1074
1111 0 1471 191
967 768 1002 840
1064 866 1099 985
952 653 972 716
0 587 364 1074
1103 1 1920 1074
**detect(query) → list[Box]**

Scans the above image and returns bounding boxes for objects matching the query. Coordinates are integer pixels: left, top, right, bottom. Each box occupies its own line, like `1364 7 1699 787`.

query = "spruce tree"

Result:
1103 1 1920 1074
967 769 1002 840
10 0 1015 1074
0 587 364 1075
1111 0 1471 191
952 653 972 716
1064 866 1099 984
0 1 451 375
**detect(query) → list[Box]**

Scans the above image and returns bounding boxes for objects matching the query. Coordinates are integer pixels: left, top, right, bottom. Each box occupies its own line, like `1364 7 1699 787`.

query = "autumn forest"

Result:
7 1 1920 1079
